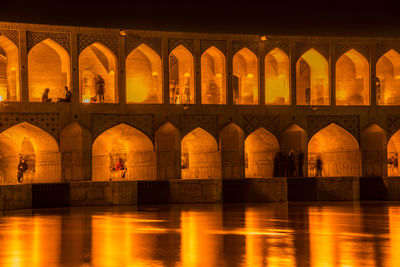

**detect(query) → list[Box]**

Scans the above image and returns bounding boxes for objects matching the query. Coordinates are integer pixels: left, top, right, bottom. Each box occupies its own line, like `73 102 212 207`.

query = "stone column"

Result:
259 39 266 105
227 40 233 105
70 30 79 104
195 39 201 104
370 42 377 106
162 37 169 104
290 41 296 106
19 30 29 103
330 41 336 106
119 33 127 105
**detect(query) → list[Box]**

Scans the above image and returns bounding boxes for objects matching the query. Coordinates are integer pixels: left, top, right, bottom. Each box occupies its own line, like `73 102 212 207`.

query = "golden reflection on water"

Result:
0 203 399 266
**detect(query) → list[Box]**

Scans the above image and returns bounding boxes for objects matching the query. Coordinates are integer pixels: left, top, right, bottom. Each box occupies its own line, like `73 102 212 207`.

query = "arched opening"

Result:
387 129 400 176
308 123 361 177
296 49 329 105
0 122 61 184
155 122 181 179
79 42 118 103
60 122 92 181
169 45 194 104
28 39 70 102
281 124 308 177
336 49 369 105
219 123 245 178
92 123 156 181
376 49 400 105
126 44 162 103
265 48 290 105
201 46 226 104
233 48 258 104
181 128 221 179
0 36 20 101
245 128 280 178
361 124 387 177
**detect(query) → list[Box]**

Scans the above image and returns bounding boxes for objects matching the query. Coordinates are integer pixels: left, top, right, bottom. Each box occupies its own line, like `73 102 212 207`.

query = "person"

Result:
206 79 220 104
297 150 305 177
113 158 126 178
17 158 28 183
58 86 72 102
288 149 296 177
41 88 52 102
316 156 323 177
96 75 105 103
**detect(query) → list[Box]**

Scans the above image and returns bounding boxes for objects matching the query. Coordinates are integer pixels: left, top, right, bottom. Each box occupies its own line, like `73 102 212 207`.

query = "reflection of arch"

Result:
0 122 61 183
361 124 387 176
201 46 226 104
60 122 92 181
92 123 156 181
28 39 70 102
308 123 361 177
376 49 400 105
336 49 369 105
265 48 290 105
296 49 329 105
387 129 400 176
219 123 245 178
181 127 221 179
233 48 258 104
155 122 181 179
79 42 118 103
169 45 194 104
245 128 280 178
0 35 20 101
126 44 162 103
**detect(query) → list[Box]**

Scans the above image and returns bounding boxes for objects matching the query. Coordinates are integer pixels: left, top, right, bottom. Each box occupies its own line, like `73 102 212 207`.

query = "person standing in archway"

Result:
316 156 323 177
17 158 28 183
95 75 105 103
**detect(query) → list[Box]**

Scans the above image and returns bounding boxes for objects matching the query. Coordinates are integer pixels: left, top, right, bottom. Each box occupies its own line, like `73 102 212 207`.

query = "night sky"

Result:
1 0 400 37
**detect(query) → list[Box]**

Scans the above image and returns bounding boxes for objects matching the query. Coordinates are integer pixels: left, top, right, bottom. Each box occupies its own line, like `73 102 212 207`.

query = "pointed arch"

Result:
265 48 290 105
201 46 226 104
336 49 369 105
0 35 20 101
376 49 400 105
219 123 245 178
181 127 220 179
92 123 155 181
233 48 258 104
308 123 361 177
28 38 71 102
79 42 118 103
296 48 329 105
126 43 162 103
361 124 387 176
245 128 280 178
155 122 181 179
169 45 194 104
60 122 92 181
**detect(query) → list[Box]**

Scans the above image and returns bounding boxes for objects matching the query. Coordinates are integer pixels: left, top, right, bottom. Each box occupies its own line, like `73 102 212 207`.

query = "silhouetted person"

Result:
316 156 323 176
298 150 305 177
288 149 296 177
41 88 52 102
17 158 27 183
96 75 105 103
58 86 72 102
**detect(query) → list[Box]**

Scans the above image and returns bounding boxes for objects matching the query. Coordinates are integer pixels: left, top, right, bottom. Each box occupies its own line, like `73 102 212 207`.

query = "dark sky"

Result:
1 0 400 37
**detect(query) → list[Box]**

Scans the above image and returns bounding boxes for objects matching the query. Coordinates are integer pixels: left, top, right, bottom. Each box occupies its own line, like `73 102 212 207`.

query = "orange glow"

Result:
265 48 290 105
377 49 400 105
361 124 387 177
0 36 20 101
201 46 226 104
233 48 258 104
387 129 400 176
219 123 245 178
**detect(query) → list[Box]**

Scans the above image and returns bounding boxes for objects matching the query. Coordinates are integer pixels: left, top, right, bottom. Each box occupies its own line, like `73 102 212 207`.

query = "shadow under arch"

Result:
155 122 181 179
79 42 118 103
126 43 162 103
201 46 226 104
28 38 70 102
233 47 258 104
0 122 61 183
265 48 290 105
281 124 308 177
361 124 387 177
60 122 92 181
0 35 20 101
92 123 156 181
219 122 245 178
308 123 361 177
376 49 400 105
181 127 221 179
245 128 280 178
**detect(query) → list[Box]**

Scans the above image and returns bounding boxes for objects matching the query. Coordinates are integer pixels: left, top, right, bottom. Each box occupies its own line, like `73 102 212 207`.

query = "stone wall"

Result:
0 184 31 210
169 179 222 203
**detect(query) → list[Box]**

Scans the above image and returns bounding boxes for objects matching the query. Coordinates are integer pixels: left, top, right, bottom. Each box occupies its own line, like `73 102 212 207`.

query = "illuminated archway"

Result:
233 48 258 104
265 48 290 105
361 124 387 177
201 46 226 104
92 123 156 181
126 44 162 103
281 124 308 176
336 49 369 105
296 49 329 105
308 123 361 177
219 123 245 178
181 128 221 179
60 122 92 181
245 128 280 178
28 39 70 102
155 122 181 179
376 49 400 105
79 42 118 103
387 129 400 176
0 122 61 183
169 45 194 104
0 35 20 101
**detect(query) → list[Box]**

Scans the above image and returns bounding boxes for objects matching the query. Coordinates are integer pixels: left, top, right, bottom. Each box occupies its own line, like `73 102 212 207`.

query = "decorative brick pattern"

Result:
296 42 329 60
0 29 19 47
265 41 289 56
126 36 161 56
27 31 71 53
242 114 280 137
308 115 360 140
180 115 218 139
232 40 259 55
376 43 400 62
78 33 119 56
387 115 400 137
200 40 226 55
334 43 369 62
168 38 194 54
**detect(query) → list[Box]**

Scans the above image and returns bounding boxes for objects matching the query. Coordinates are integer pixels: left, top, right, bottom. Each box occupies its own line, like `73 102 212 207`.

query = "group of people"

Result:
41 86 72 102
273 150 323 177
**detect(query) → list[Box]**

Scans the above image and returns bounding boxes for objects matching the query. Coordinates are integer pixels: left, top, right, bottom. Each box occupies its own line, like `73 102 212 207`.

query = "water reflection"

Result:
0 202 399 266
